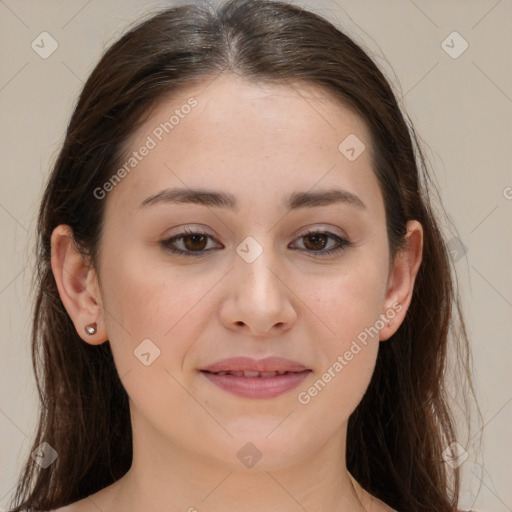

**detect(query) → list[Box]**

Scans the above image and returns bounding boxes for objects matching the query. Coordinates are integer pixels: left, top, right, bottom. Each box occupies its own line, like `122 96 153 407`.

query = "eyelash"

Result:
159 227 352 258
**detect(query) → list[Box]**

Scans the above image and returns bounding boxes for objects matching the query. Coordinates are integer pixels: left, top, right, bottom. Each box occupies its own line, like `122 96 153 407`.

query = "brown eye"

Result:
160 229 222 257
302 233 328 251
182 233 208 251
290 230 352 257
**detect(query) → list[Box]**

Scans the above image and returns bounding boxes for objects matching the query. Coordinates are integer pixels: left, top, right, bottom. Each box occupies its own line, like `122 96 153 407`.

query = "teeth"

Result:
243 371 261 377
213 370 290 377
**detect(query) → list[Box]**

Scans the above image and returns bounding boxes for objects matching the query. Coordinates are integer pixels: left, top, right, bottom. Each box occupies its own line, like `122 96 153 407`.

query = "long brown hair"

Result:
8 1 479 511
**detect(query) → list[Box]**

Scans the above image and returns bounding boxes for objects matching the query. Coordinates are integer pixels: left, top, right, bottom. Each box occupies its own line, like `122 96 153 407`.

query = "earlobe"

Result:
379 220 423 341
50 224 108 345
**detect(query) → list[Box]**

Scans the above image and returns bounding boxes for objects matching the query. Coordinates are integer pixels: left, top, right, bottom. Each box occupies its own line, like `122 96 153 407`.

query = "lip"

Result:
199 357 312 399
200 356 309 373
201 370 311 399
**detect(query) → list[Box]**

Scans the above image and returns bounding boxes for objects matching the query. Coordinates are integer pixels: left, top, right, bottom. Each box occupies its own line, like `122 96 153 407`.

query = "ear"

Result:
50 224 108 345
379 220 423 341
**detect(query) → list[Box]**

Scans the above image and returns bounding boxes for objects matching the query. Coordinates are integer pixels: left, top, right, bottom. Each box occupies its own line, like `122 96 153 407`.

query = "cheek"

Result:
307 255 388 346
96 252 211 427
98 247 218 373
294 279 383 432
295 255 387 414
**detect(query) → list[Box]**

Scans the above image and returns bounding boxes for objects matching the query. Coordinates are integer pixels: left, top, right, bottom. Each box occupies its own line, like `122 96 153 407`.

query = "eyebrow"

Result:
139 187 366 211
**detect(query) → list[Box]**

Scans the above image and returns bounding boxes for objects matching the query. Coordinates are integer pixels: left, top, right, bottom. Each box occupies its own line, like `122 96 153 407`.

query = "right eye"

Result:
160 228 223 257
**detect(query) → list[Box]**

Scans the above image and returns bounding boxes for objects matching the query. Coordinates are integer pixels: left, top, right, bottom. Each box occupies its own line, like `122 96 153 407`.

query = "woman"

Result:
8 0 478 511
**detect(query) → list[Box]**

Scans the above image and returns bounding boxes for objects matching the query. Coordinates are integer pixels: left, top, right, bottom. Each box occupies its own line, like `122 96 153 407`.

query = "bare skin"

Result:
51 73 422 512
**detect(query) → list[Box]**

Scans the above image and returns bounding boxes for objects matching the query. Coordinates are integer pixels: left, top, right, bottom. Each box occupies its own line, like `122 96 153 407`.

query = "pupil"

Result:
305 234 326 250
184 234 207 251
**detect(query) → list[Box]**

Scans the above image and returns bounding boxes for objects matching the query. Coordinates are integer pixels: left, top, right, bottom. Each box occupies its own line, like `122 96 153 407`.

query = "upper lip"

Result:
200 356 310 373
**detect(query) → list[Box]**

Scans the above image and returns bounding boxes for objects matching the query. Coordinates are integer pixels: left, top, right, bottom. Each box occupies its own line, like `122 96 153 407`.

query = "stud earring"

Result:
84 322 97 335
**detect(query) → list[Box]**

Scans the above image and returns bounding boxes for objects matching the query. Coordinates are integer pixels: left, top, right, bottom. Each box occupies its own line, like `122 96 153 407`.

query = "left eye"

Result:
160 229 351 257
289 230 351 256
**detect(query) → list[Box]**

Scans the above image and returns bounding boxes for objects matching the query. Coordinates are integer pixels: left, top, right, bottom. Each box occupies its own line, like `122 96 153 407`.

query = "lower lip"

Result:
200 370 312 399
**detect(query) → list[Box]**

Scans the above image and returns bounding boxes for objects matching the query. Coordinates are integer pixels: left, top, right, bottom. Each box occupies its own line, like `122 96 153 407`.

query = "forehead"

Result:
105 73 380 216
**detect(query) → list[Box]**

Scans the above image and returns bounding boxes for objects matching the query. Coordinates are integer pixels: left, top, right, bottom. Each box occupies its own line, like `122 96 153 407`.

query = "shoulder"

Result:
32 507 75 512
38 493 108 512
40 478 122 512
38 503 84 512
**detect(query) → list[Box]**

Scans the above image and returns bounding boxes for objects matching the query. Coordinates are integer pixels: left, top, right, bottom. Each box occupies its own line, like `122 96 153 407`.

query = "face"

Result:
78 74 412 470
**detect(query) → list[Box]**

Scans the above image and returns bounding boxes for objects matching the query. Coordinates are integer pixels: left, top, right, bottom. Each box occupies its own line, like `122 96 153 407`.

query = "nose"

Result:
218 243 297 337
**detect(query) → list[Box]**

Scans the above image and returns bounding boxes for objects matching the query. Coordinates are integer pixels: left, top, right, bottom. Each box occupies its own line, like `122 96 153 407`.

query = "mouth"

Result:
199 368 312 399
200 356 310 374
201 370 300 377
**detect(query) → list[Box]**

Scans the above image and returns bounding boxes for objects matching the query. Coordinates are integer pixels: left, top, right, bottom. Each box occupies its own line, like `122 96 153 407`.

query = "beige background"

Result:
1 0 511 510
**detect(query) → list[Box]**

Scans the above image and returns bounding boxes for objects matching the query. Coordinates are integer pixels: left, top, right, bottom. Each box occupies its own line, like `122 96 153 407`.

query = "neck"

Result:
99 420 372 512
